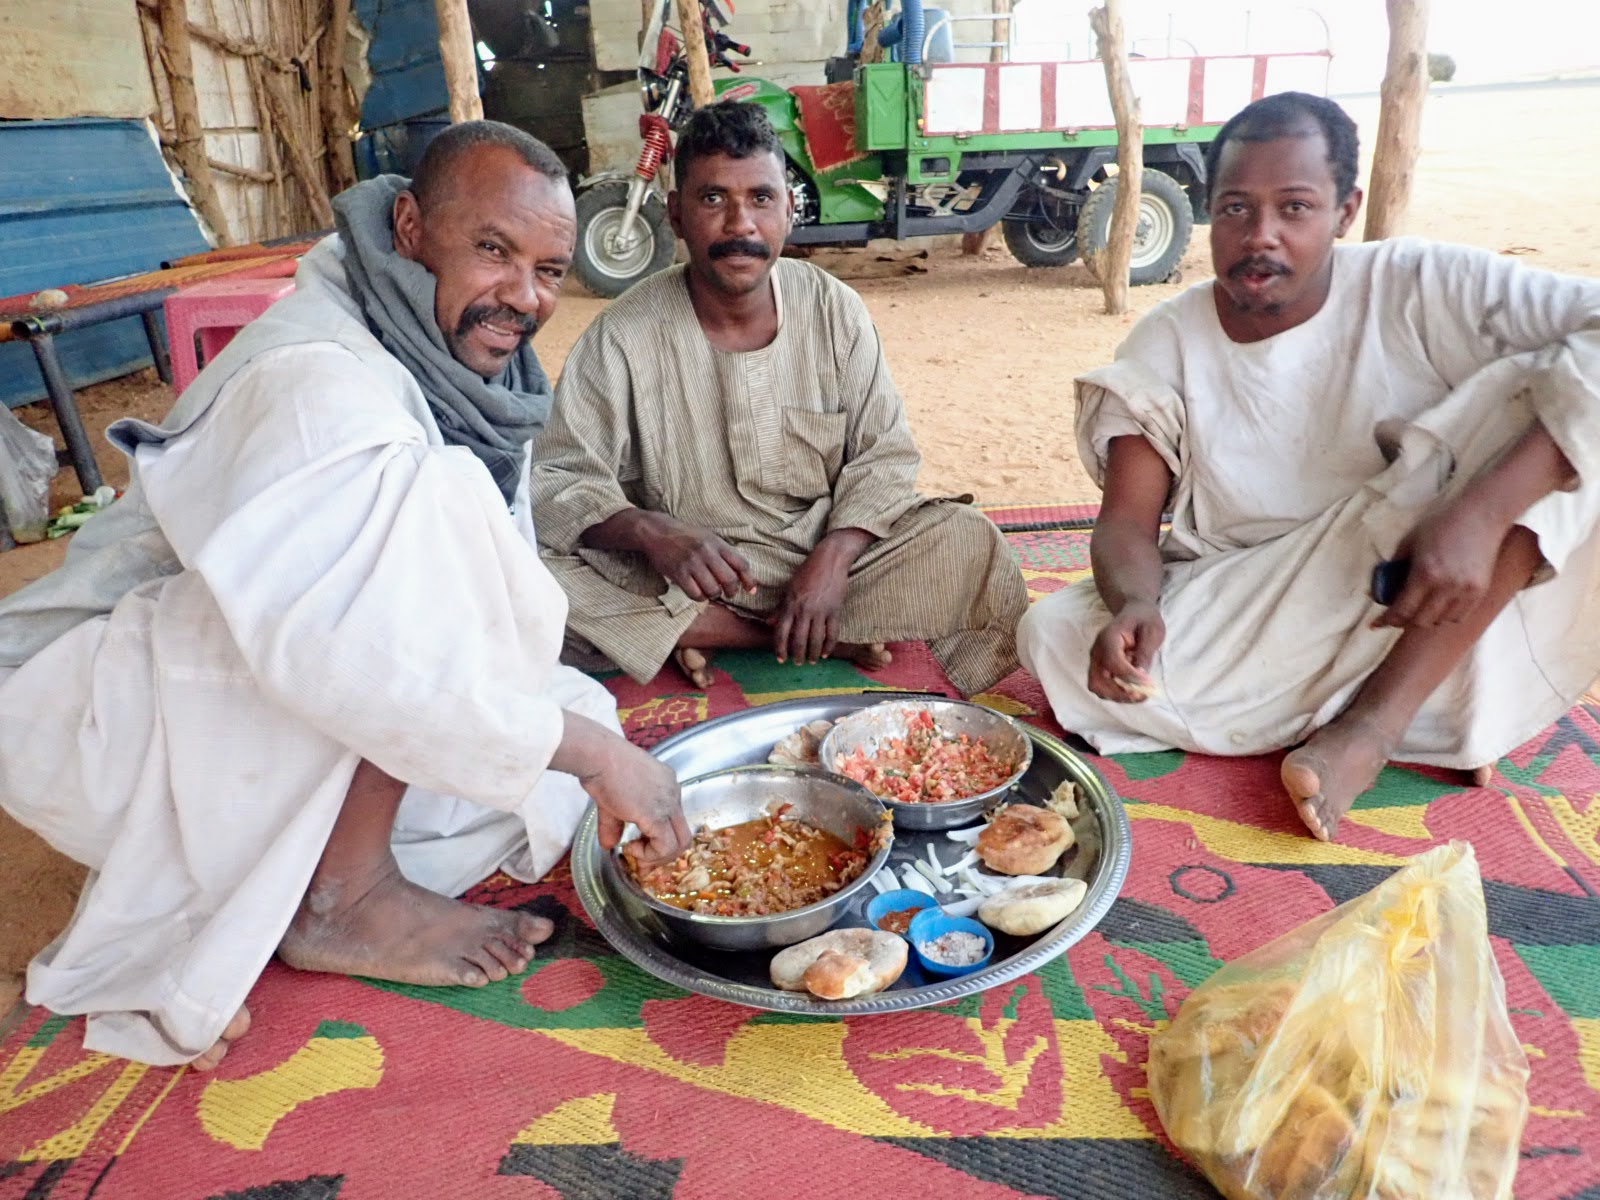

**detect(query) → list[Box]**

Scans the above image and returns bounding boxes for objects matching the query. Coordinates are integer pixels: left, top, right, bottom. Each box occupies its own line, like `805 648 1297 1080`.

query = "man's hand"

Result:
642 515 758 602
1375 497 1510 630
771 553 850 664
553 715 691 868
1088 600 1165 702
770 529 873 664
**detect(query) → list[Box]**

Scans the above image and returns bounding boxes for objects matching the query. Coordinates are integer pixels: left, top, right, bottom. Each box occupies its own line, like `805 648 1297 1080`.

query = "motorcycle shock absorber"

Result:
634 113 674 182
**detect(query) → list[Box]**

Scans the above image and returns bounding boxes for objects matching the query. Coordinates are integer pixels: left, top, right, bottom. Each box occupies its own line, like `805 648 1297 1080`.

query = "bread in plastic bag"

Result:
1148 841 1529 1200
0 402 57 544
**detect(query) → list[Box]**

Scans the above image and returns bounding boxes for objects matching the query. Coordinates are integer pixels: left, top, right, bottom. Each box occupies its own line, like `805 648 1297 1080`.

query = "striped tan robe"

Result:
532 260 1027 695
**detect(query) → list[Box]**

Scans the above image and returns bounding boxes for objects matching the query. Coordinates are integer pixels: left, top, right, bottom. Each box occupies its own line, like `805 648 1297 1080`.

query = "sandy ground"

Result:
2 82 1596 1013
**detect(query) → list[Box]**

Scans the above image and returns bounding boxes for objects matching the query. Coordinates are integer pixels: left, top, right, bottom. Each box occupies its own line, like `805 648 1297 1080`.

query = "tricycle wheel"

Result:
574 179 677 299
1076 169 1193 285
1001 209 1080 268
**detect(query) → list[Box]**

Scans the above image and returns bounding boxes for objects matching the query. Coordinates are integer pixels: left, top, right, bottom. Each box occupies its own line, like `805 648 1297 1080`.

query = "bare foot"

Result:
279 862 553 988
1280 715 1398 841
674 646 714 689
840 642 893 671
1470 764 1494 787
191 1006 252 1073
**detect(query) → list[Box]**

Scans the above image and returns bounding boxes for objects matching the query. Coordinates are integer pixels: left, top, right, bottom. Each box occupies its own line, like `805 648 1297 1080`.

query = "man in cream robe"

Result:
1018 93 1600 839
533 102 1028 696
0 123 686 1066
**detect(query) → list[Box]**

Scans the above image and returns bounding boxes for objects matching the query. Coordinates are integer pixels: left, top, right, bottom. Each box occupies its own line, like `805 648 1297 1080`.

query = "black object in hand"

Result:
1370 559 1412 606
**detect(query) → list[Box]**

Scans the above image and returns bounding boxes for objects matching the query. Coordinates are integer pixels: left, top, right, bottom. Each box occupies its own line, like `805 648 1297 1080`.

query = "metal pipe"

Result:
141 309 173 385
12 288 175 339
26 333 103 494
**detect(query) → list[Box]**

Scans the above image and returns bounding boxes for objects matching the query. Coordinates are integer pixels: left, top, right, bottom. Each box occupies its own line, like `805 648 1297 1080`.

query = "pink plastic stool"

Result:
164 276 296 394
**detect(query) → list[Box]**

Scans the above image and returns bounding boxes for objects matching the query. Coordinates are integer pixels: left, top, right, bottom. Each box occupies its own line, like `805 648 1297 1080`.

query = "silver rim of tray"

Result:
571 694 1132 1015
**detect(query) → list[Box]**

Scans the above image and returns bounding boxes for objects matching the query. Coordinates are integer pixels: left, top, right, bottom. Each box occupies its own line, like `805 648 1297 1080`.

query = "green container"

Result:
856 63 907 151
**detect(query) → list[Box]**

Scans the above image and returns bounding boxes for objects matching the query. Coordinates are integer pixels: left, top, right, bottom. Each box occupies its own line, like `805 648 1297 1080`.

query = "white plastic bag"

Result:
0 403 57 544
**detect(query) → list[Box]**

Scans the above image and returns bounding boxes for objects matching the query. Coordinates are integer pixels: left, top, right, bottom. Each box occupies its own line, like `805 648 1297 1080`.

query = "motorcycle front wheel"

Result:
573 180 678 298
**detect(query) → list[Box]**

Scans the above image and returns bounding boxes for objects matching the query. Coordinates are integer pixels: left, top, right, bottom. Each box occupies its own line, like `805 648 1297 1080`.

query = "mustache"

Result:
709 239 771 261
1228 256 1291 279
457 305 537 340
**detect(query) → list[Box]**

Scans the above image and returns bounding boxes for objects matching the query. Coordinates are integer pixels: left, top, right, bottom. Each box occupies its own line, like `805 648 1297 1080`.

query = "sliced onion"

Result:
940 895 984 918
913 859 954 894
867 869 893 895
901 865 937 894
942 848 981 876
944 825 984 845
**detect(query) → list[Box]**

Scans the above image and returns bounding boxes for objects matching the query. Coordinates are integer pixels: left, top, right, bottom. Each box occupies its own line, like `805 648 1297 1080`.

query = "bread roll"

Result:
977 804 1074 875
770 928 908 999
979 877 1087 936
768 718 836 766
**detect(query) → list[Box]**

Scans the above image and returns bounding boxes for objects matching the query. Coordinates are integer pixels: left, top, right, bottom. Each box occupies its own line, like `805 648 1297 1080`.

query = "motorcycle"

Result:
572 0 749 298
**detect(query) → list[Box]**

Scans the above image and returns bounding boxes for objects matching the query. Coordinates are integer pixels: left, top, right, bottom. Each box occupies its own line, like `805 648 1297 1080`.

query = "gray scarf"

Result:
332 175 551 505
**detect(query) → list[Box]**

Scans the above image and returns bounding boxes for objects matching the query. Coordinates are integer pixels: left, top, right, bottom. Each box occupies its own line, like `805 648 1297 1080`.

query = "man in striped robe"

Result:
533 103 1027 695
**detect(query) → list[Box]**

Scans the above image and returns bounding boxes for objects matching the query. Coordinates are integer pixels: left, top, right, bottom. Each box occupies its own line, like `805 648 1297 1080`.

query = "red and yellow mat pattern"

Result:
3 525 1599 1199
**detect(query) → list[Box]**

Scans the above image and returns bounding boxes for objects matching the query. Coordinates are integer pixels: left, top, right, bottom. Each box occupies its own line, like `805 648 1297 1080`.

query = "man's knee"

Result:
1017 583 1102 672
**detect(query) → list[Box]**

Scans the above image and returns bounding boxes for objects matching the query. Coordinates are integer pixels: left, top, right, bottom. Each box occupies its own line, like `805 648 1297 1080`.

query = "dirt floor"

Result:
2 81 1596 1013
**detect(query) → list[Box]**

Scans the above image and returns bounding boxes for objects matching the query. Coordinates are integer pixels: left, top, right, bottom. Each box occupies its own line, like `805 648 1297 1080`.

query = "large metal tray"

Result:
571 694 1132 1015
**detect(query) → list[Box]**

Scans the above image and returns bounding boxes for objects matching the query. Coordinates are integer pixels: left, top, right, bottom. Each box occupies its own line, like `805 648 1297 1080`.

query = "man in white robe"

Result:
1018 93 1600 840
0 122 689 1068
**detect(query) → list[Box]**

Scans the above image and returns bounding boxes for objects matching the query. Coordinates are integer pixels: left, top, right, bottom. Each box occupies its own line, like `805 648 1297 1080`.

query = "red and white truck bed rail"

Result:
921 51 1333 137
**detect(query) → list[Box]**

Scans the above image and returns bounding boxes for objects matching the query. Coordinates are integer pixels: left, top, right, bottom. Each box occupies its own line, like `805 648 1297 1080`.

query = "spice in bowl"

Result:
907 911 994 977
876 905 923 935
865 888 937 938
918 929 989 967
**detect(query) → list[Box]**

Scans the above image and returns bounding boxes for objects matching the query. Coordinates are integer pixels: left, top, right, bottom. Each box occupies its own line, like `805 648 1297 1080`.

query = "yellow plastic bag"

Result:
1148 841 1529 1200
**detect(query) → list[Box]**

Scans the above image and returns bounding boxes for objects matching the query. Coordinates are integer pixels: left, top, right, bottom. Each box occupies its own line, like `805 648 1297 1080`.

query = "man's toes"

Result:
675 649 714 689
191 1042 229 1073
221 1005 252 1042
1297 798 1332 842
455 959 490 987
482 936 529 975
513 914 554 949
1280 750 1323 804
1470 764 1494 787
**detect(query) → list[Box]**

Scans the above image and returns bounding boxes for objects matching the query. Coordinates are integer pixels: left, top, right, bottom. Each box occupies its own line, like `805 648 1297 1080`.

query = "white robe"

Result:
1018 238 1600 768
0 240 614 1066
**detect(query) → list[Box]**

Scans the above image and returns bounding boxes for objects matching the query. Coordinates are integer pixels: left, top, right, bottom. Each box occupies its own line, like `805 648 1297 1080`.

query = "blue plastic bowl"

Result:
908 910 995 977
866 888 937 936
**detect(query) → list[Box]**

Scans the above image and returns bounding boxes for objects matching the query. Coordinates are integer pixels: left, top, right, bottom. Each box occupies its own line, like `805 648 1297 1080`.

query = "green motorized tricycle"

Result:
571 0 1331 298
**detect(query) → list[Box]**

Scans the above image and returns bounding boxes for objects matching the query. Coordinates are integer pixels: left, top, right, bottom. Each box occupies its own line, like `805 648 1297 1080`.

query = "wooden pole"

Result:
434 0 484 122
156 0 233 245
990 0 1011 63
259 70 336 227
1364 0 1430 241
1088 0 1142 315
321 0 358 194
675 0 716 107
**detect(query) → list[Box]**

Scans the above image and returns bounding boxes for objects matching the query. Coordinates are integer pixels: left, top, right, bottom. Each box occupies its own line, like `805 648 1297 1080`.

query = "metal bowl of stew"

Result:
818 698 1032 830
600 765 893 952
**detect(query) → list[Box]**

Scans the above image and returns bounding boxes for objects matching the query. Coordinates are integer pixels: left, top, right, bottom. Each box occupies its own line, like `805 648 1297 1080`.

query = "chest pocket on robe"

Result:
781 407 847 499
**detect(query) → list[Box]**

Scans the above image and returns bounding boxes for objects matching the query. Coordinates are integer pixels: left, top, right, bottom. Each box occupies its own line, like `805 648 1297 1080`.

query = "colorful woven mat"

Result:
3 525 1600 1199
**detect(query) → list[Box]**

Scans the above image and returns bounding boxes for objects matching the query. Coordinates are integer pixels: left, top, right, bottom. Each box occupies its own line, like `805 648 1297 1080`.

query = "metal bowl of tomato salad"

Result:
818 699 1033 830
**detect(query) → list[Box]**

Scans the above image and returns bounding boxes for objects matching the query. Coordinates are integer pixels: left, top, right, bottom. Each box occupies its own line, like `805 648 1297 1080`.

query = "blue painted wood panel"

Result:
0 118 209 409
356 0 452 131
